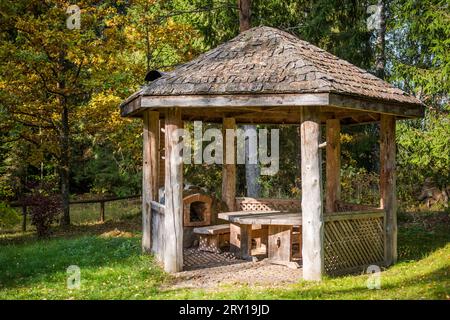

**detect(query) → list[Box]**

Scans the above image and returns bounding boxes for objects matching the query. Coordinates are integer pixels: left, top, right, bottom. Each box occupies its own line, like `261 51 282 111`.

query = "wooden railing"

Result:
324 209 385 275
9 194 141 231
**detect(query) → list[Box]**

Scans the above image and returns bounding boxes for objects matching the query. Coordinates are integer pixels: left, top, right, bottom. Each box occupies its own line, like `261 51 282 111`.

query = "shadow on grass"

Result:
0 236 147 290
0 215 147 291
0 214 142 246
398 212 450 261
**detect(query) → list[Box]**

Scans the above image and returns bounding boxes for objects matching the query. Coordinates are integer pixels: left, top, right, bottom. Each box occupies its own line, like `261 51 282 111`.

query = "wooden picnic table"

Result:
218 210 302 268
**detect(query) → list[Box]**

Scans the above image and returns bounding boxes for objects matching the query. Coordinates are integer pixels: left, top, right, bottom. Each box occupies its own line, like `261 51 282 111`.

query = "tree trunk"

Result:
375 0 386 79
325 119 341 213
222 118 236 211
60 103 70 226
238 0 251 32
244 124 260 198
238 1 258 198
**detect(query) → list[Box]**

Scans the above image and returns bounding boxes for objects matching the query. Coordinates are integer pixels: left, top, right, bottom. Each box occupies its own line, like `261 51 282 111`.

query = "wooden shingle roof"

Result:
120 26 424 120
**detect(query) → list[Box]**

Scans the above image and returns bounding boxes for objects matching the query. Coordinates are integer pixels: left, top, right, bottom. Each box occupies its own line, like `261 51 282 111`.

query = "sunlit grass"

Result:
0 212 448 300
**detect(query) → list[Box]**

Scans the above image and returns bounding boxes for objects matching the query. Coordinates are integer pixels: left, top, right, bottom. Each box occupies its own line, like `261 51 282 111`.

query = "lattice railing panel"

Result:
324 212 385 274
236 197 301 212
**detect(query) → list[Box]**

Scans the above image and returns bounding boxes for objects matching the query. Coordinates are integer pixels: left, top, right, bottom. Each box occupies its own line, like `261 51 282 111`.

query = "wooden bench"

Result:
193 224 230 253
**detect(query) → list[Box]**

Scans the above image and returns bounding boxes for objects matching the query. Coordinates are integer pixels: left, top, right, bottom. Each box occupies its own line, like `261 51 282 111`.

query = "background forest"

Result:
0 0 449 228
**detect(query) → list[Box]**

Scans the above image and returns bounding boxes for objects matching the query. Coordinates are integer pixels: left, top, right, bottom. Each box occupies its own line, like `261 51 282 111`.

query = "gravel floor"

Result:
164 249 303 290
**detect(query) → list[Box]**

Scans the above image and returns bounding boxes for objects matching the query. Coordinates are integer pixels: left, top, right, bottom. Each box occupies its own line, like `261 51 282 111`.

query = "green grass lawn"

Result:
0 212 449 300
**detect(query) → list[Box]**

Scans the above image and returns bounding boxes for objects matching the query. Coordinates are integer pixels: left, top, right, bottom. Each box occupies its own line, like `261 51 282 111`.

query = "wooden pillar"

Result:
300 106 324 281
142 111 159 253
380 114 397 266
158 120 165 190
164 108 183 272
222 118 236 211
325 119 341 213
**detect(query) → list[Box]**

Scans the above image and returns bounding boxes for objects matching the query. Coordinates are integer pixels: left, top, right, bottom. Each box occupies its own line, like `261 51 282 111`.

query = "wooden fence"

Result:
10 194 141 231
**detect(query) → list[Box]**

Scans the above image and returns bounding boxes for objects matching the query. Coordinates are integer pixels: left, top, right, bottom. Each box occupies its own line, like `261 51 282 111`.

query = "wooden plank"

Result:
229 222 241 257
219 209 383 224
193 224 230 235
239 224 252 259
229 222 252 259
218 210 280 221
324 210 385 222
151 203 165 262
300 106 324 281
233 213 301 225
325 119 341 212
142 111 159 253
268 225 293 262
222 117 236 211
380 114 397 266
163 107 184 272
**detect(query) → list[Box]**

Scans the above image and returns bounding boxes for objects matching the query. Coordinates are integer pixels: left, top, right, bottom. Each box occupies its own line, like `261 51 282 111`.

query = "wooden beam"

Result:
164 108 183 272
329 93 424 118
325 119 341 213
142 111 159 253
222 117 236 211
380 114 397 266
121 93 424 120
300 106 324 281
140 93 329 109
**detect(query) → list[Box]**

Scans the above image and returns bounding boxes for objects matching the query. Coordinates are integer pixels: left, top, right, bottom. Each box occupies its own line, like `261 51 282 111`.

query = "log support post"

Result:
325 119 341 213
164 108 183 272
142 111 160 253
300 106 324 281
222 118 236 211
159 120 165 190
380 114 397 266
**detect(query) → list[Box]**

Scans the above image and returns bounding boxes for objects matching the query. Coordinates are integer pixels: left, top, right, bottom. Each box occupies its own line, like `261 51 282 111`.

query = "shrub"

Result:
23 187 62 238
0 202 21 230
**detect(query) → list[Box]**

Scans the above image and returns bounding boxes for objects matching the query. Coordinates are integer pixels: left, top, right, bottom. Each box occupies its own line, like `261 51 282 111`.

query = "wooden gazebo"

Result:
120 27 424 280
